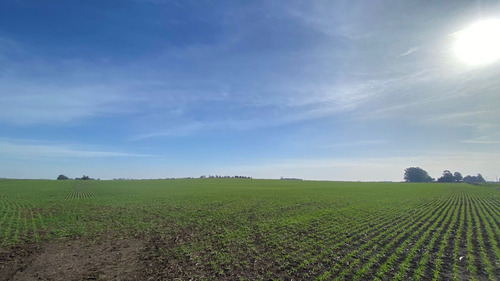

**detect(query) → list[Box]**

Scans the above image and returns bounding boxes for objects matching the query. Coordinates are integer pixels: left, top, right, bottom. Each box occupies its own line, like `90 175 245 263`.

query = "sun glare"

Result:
455 19 500 65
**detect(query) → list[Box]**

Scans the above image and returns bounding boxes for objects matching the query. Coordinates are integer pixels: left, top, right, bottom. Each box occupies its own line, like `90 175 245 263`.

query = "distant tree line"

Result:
280 177 303 181
75 175 96 180
200 175 252 179
463 174 486 184
57 174 98 180
110 176 254 180
436 170 462 183
404 167 486 183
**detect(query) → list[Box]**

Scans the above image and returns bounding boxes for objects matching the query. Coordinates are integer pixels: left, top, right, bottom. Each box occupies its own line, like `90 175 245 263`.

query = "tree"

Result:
404 167 433 182
75 175 93 180
453 172 463 182
437 170 455 182
463 173 486 184
476 173 485 183
57 174 69 180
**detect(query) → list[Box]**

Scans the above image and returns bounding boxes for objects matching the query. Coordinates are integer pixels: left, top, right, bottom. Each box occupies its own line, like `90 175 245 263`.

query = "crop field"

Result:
1 179 500 280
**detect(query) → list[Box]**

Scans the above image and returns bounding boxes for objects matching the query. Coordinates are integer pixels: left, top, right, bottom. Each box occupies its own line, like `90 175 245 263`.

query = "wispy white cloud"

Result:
320 140 388 148
0 15 470 137
132 122 206 139
132 117 287 140
461 140 500 144
397 47 418 57
0 41 146 125
0 83 140 125
284 2 375 40
132 72 431 139
0 139 152 159
426 111 488 121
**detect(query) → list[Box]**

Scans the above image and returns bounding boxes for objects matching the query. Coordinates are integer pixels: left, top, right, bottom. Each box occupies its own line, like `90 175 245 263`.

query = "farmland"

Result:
1 179 500 280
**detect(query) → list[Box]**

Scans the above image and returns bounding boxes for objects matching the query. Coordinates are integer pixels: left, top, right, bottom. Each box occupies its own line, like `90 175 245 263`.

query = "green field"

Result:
1 179 500 280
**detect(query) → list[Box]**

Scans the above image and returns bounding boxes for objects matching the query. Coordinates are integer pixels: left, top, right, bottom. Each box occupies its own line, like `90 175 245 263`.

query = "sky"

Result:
1 0 499 181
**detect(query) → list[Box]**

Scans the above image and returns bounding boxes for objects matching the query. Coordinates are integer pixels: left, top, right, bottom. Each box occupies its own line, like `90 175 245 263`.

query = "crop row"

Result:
314 187 500 281
333 191 456 280
52 182 111 200
0 196 45 245
263 194 448 280
156 186 500 280
298 196 446 279
56 188 99 200
323 187 500 281
153 190 453 279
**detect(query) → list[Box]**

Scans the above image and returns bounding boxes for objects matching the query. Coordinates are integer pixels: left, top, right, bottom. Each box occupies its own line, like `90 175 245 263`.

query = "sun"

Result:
455 19 500 65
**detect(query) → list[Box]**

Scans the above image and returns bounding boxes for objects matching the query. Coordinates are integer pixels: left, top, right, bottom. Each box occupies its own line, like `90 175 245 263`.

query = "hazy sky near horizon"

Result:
1 0 499 181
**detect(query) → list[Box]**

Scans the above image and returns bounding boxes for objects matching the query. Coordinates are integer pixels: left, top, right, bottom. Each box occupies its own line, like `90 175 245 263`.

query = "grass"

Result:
1 178 500 279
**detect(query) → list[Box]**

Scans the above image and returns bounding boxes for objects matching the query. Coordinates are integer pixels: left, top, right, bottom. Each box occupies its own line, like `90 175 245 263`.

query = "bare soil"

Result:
1 236 145 281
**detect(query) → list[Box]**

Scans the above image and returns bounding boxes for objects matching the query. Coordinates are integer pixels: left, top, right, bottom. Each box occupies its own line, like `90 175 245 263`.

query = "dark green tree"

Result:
463 174 486 183
438 170 455 182
404 167 433 182
453 172 463 182
57 174 69 180
476 173 485 182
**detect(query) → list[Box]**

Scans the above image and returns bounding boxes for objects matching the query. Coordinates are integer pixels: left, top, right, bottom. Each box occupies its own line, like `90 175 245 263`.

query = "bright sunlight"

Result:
455 19 500 65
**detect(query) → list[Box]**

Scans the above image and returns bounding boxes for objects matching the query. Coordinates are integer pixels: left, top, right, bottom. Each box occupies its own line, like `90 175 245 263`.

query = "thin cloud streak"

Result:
0 85 136 125
320 140 388 148
397 47 418 57
461 140 500 144
0 140 152 159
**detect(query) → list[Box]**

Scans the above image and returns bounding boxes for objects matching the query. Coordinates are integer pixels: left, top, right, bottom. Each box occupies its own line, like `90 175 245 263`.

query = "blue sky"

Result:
1 0 499 181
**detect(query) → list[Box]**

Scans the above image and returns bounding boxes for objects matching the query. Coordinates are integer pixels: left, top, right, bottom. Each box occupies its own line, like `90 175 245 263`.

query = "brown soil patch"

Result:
1 237 145 281
0 244 39 281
